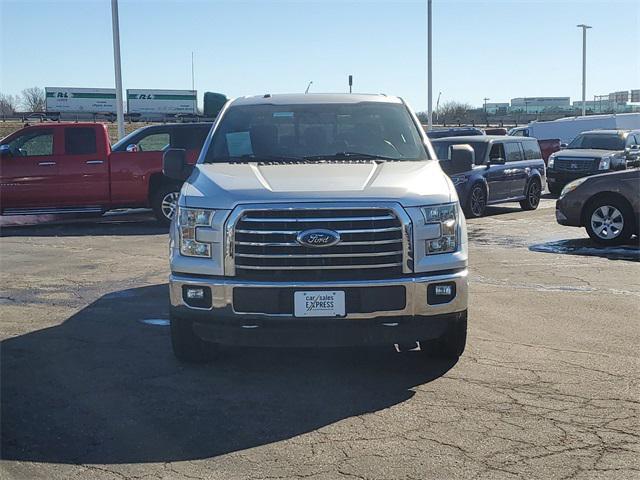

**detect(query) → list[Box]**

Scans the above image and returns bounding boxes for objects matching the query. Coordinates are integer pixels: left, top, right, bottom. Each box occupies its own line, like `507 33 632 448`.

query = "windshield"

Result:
204 102 428 162
432 140 488 165
567 133 625 150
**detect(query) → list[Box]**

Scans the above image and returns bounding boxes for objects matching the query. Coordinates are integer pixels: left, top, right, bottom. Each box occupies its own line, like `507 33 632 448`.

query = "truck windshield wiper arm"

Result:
303 152 401 161
212 154 305 163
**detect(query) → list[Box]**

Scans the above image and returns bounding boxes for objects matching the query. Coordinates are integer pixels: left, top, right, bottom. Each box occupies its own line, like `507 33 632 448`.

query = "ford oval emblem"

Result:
296 229 341 248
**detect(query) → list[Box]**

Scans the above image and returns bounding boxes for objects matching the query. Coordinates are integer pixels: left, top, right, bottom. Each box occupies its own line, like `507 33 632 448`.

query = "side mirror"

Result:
163 148 192 181
0 145 12 159
560 143 568 149
126 144 139 153
449 144 474 174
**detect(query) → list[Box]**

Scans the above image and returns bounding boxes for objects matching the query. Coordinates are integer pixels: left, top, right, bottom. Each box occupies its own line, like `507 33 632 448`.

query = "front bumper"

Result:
547 170 596 186
170 269 468 347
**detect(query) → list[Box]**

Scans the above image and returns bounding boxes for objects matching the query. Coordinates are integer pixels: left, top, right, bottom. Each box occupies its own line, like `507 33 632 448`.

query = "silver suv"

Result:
162 93 469 363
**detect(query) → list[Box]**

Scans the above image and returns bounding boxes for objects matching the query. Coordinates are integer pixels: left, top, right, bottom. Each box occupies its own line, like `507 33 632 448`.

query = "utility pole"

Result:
191 52 195 91
427 0 433 130
483 97 490 113
110 0 125 140
111 0 124 140
577 24 592 117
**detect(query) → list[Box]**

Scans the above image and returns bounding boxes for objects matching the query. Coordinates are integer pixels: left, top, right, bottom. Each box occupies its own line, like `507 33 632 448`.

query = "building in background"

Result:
509 97 571 114
484 102 509 114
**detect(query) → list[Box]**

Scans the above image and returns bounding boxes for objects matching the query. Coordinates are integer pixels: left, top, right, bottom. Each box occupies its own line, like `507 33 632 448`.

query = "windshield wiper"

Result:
303 152 401 161
214 154 305 163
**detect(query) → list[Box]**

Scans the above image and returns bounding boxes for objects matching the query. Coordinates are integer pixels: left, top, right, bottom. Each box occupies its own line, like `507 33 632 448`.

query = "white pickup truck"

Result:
162 93 470 363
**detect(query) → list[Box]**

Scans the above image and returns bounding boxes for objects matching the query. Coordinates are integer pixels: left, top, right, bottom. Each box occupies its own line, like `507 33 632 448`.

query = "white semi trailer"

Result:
509 113 640 144
127 89 197 117
45 87 117 113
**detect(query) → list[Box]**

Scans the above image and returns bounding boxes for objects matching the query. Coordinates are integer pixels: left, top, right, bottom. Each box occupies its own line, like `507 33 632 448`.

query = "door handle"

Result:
85 160 104 165
38 161 56 166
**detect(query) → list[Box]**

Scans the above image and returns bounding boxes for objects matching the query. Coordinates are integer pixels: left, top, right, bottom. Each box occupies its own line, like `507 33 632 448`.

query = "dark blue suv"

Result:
432 136 546 217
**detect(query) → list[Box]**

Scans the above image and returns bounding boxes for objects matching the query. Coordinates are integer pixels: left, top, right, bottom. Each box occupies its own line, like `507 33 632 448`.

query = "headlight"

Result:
421 203 458 254
560 178 587 198
450 175 468 186
548 155 555 168
598 155 613 170
178 207 215 257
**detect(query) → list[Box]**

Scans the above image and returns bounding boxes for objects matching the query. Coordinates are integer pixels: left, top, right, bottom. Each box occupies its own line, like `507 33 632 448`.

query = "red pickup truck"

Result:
0 122 211 224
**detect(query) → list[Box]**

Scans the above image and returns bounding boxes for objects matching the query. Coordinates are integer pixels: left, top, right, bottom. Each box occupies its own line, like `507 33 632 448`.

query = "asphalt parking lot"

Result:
1 198 638 480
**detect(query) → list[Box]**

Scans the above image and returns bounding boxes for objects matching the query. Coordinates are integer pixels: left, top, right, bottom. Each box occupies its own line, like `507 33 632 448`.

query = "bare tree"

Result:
21 87 46 112
0 93 21 115
439 101 473 124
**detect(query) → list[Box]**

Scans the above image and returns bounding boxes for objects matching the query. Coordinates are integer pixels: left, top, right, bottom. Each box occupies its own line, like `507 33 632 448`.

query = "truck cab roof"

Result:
230 93 403 106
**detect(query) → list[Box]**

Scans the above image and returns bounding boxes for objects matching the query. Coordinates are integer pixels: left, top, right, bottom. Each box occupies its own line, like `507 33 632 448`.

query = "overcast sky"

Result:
1 0 638 111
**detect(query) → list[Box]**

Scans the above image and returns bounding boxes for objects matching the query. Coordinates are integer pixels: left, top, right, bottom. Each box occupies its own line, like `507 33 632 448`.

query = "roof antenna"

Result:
305 81 313 94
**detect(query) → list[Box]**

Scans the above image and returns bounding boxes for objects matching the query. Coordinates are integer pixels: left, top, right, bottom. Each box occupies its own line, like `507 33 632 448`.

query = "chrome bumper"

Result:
170 269 468 320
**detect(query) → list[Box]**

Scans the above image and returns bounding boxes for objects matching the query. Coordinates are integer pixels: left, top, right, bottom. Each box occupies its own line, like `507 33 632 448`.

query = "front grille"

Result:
554 157 598 172
232 207 406 281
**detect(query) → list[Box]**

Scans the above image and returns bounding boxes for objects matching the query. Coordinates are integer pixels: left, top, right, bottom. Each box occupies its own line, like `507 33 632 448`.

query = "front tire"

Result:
151 184 180 226
584 195 634 246
464 184 487 218
520 179 541 211
170 314 218 363
548 183 563 196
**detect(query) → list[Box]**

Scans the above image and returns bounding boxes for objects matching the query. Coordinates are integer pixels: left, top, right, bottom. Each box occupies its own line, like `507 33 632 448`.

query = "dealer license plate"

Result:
294 291 346 317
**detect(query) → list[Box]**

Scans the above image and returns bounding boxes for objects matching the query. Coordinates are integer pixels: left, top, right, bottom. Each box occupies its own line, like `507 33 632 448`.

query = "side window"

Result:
172 127 211 150
65 128 96 155
522 141 542 160
504 142 524 162
6 130 54 157
511 130 523 137
489 143 505 162
138 132 170 152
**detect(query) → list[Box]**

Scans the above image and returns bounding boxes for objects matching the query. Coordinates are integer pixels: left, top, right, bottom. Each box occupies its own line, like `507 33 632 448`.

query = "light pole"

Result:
577 24 592 117
435 91 442 123
110 0 125 140
483 97 490 125
427 0 433 130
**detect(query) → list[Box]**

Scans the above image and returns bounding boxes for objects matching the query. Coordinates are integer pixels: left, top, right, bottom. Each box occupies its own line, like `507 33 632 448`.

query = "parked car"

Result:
508 126 561 163
432 136 546 217
483 127 507 136
426 127 484 139
0 122 211 224
163 93 469 363
556 169 639 245
546 129 640 195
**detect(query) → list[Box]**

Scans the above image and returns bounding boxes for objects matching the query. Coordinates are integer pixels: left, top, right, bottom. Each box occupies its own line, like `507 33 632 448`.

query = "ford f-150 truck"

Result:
0 122 210 224
162 93 469 363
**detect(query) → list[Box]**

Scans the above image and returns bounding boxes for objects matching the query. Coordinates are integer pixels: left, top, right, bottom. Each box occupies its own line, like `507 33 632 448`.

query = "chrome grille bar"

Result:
225 203 412 281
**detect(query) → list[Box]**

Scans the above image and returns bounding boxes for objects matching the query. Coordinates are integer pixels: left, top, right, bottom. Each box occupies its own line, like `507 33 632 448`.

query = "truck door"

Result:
0 127 59 211
485 143 509 201
55 126 110 207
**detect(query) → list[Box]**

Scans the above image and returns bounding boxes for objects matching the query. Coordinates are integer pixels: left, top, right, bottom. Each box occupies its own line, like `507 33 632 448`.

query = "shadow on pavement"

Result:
0 210 166 237
529 237 640 261
1 284 455 464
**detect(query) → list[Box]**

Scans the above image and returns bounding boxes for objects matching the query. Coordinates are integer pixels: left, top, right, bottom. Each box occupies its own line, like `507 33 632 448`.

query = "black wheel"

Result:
548 183 563 196
170 314 218 363
464 184 487 218
520 179 542 211
584 195 635 246
151 184 180 226
419 311 467 360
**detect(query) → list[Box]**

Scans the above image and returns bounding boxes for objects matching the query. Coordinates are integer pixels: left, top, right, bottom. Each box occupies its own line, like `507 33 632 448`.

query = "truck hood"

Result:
555 149 620 158
181 160 453 210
